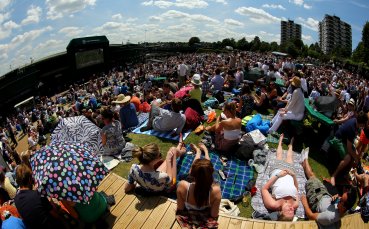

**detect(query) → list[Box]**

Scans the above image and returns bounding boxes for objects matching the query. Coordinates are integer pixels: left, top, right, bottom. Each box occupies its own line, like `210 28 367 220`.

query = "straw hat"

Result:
191 74 202 86
290 76 301 88
112 94 131 104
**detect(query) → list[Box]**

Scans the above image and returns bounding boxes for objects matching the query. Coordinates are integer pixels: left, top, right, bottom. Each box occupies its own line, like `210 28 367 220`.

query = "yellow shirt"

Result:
189 87 202 103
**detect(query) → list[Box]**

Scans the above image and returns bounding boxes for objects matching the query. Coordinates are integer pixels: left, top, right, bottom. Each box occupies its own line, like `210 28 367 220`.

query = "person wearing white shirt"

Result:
269 77 305 133
178 62 188 88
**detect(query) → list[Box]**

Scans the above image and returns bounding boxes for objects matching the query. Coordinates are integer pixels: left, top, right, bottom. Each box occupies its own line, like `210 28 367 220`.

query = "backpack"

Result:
184 108 202 130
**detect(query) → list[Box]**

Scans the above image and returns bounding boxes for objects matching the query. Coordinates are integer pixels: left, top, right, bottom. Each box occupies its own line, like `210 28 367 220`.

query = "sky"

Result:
0 0 368 76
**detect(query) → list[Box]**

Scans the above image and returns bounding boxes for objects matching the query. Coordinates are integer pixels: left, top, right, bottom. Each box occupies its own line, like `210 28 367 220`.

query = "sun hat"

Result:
191 74 202 86
290 76 301 88
112 94 131 104
348 98 355 106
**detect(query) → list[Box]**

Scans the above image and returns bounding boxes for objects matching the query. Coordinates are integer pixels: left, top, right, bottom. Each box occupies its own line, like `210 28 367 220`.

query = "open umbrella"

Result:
31 141 108 203
51 116 103 155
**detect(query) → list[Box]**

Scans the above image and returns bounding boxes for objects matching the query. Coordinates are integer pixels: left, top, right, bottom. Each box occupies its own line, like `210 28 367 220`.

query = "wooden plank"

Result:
105 193 136 227
112 196 148 229
274 222 286 229
126 196 161 229
97 173 117 192
227 218 243 229
141 198 171 229
289 222 304 229
241 220 254 228
350 213 365 229
252 221 266 229
264 222 276 229
105 179 126 212
302 221 318 229
171 221 182 229
217 216 231 228
155 202 177 229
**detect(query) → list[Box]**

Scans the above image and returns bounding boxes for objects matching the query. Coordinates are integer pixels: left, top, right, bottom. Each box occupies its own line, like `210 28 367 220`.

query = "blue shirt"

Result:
210 75 224 91
2 216 26 229
120 85 128 94
119 103 139 129
335 118 357 143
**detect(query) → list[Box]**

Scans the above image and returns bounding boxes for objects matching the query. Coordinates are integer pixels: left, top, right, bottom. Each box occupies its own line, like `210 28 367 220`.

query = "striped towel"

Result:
126 113 149 132
132 120 191 141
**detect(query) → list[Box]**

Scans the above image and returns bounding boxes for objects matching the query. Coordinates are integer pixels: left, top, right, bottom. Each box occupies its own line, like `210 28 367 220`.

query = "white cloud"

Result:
11 27 53 48
3 21 20 30
142 0 208 9
0 0 11 11
211 0 227 5
296 17 319 31
0 12 10 24
46 0 96 20
235 7 281 24
112 13 123 20
262 4 286 10
21 5 42 25
0 20 19 40
58 26 83 37
224 18 243 27
303 4 312 9
127 17 138 22
289 0 304 6
302 34 313 43
150 10 219 23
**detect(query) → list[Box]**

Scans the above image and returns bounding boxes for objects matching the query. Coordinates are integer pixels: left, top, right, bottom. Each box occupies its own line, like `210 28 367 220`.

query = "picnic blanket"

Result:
251 149 307 218
132 120 191 141
177 152 254 200
126 112 149 132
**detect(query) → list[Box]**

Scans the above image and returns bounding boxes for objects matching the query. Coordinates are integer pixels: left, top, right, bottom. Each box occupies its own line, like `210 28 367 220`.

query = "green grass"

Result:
112 109 331 219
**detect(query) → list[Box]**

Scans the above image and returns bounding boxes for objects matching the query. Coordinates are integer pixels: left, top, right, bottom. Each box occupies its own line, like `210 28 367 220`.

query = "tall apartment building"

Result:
319 14 352 54
281 20 302 44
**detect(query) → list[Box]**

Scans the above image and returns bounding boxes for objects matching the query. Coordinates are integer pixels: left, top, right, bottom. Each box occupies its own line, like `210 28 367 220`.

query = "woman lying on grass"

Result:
261 134 299 221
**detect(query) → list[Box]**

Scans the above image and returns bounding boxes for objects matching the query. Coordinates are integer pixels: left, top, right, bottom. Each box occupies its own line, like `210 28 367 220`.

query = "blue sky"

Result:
0 0 368 76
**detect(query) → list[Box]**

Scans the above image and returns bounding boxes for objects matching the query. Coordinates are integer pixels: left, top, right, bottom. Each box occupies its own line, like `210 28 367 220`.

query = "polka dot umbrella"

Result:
30 141 108 203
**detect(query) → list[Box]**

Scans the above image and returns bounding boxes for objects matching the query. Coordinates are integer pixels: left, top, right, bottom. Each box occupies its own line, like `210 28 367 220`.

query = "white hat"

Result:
191 74 202 86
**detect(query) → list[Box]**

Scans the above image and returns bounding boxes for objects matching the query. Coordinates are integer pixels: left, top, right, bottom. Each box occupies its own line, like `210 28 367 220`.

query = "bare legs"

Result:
276 133 294 164
276 133 284 160
286 138 294 164
330 154 352 186
301 158 315 179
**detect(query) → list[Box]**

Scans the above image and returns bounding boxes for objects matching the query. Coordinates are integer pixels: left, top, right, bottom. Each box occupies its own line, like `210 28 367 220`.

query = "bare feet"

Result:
278 133 284 145
289 137 295 147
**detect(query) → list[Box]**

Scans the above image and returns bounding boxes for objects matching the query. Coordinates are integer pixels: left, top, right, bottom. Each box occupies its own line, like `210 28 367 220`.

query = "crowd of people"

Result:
0 50 368 228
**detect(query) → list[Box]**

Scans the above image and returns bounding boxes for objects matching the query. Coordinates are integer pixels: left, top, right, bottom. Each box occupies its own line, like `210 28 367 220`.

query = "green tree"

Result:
189 37 200 46
352 42 365 62
270 42 279 51
259 41 271 52
221 38 236 48
236 37 249 50
362 21 369 64
250 36 261 51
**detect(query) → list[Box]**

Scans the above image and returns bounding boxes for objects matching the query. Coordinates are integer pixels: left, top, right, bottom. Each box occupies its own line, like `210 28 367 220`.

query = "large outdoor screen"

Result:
75 48 104 69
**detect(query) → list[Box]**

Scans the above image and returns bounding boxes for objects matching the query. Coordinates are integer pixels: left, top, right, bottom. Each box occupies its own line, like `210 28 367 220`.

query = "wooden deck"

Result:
99 173 368 229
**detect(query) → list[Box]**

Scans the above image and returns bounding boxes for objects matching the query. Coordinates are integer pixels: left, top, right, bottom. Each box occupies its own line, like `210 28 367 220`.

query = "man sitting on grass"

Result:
329 111 368 186
301 157 357 229
140 98 186 137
